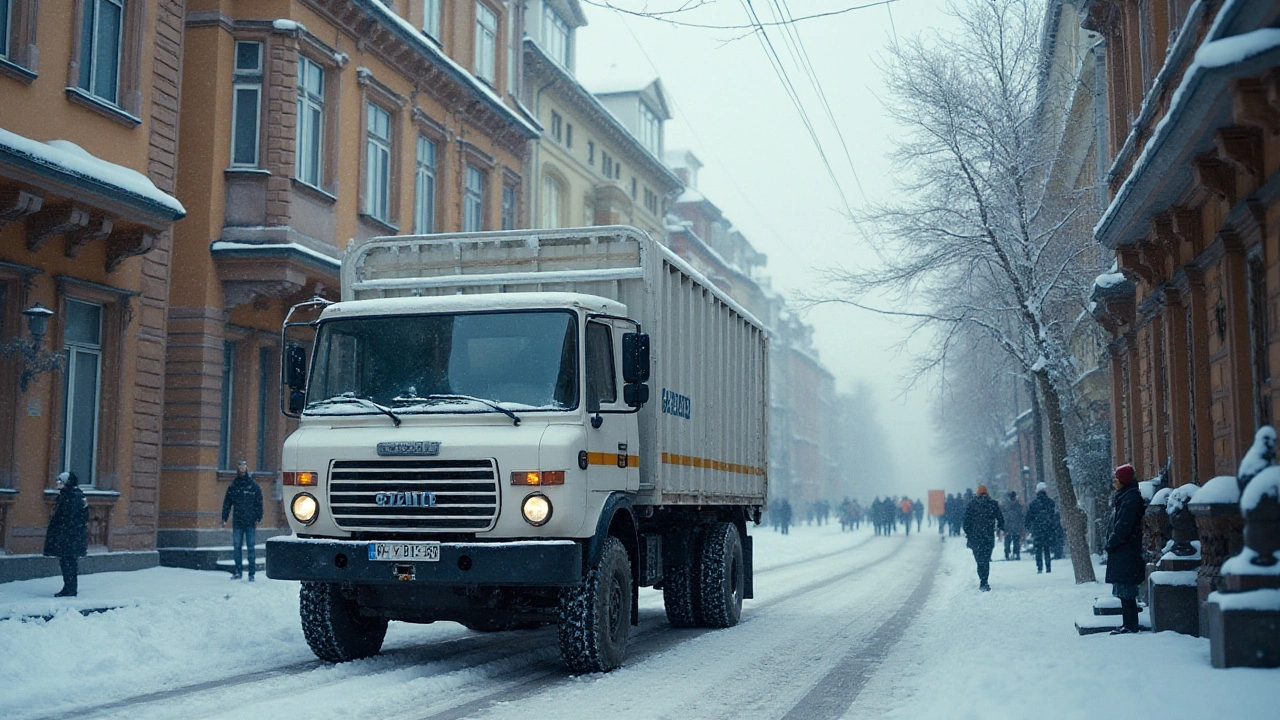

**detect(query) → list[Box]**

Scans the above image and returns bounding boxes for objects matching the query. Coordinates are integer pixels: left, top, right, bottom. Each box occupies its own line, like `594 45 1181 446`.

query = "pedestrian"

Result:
899 496 913 536
221 460 264 581
1001 490 1025 560
913 498 923 532
1106 464 1147 634
1024 483 1057 573
962 484 1004 591
44 471 89 597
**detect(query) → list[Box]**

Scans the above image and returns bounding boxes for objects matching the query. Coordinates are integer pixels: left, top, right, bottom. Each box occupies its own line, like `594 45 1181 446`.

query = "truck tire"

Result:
697 522 744 628
662 525 704 628
299 581 388 663
557 536 632 673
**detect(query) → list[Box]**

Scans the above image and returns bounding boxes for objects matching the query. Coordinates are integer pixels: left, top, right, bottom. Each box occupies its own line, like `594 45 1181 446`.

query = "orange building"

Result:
1088 0 1280 484
159 0 538 567
0 0 187 580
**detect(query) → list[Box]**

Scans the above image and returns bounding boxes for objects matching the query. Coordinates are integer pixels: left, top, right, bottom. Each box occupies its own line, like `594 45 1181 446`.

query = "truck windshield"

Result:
307 310 579 414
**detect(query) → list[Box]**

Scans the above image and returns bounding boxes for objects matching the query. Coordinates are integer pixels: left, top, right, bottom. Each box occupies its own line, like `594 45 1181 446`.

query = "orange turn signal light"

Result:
511 471 565 486
283 471 318 486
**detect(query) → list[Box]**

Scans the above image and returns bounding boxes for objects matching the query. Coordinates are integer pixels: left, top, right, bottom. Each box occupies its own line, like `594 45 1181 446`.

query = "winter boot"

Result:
248 574 256 582
54 588 76 597
229 573 242 581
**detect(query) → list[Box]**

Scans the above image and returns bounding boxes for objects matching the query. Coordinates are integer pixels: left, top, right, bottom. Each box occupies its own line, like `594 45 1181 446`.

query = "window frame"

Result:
501 182 517 230
77 0 125 105
414 134 438 234
0 0 11 59
542 2 570 67
464 164 487 232
363 102 394 223
230 41 264 169
295 55 327 190
584 320 618 411
61 298 105 486
541 172 564 228
421 0 441 39
474 1 498 85
638 101 662 156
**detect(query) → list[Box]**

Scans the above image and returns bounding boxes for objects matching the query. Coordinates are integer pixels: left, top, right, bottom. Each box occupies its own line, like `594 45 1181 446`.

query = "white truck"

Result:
266 226 768 672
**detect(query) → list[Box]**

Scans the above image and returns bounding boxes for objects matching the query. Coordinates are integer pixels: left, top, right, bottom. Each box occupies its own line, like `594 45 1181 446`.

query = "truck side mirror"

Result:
622 332 650 384
285 343 308 390
288 389 307 415
624 382 649 408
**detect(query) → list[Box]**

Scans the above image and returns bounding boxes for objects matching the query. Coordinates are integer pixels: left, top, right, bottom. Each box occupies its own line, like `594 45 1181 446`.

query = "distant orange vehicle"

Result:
928 489 946 516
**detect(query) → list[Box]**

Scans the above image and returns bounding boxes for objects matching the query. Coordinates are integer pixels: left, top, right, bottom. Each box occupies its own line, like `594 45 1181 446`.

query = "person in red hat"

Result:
1105 463 1146 634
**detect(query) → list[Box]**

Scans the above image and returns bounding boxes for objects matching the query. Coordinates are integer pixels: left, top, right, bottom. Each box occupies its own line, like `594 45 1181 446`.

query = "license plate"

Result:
368 542 441 562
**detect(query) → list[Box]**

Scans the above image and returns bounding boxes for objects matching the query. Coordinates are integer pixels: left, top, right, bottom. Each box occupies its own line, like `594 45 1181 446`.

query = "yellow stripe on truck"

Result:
586 452 640 467
661 452 766 476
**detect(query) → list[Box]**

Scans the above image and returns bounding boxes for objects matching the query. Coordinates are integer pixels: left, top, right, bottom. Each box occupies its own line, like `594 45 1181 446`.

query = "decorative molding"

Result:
1233 77 1280 134
105 229 159 273
1216 125 1263 182
1192 153 1236 206
64 217 114 258
0 188 43 227
26 204 90 252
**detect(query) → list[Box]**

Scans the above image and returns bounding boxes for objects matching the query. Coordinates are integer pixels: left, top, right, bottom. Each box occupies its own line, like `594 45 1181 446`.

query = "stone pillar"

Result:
1189 498 1245 631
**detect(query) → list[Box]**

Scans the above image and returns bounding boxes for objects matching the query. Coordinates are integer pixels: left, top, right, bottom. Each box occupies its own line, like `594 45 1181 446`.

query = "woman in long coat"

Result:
1105 464 1146 634
44 471 89 597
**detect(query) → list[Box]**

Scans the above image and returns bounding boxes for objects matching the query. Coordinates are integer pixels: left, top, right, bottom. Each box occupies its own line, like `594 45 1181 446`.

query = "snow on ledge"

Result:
1222 547 1280 576
1149 570 1198 587
1093 271 1127 289
1209 588 1280 612
1193 475 1240 505
0 128 185 216
210 241 340 269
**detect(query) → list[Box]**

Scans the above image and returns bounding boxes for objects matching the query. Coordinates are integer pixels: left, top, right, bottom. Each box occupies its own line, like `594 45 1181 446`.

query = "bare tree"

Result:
814 0 1101 582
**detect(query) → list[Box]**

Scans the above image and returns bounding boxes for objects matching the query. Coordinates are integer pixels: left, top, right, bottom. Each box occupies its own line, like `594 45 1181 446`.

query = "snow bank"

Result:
1149 570 1198 586
1193 475 1239 505
1209 588 1280 612
0 129 185 215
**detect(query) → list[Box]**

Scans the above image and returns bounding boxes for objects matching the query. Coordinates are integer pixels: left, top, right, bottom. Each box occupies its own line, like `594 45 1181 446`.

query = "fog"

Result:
576 1 965 498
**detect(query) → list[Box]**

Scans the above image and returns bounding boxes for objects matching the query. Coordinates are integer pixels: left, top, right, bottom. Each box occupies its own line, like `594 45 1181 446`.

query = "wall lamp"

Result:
1 303 65 392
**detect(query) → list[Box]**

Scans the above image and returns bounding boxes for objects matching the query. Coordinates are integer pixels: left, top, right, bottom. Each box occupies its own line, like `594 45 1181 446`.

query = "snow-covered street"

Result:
2 523 1276 720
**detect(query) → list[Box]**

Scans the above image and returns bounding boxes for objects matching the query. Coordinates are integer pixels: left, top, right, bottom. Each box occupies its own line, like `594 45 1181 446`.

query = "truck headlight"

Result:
521 493 552 526
291 493 318 525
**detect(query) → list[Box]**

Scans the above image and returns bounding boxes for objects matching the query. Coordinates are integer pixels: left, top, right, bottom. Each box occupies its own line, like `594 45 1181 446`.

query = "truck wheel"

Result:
299 581 388 662
662 525 705 628
697 522 744 628
557 536 632 673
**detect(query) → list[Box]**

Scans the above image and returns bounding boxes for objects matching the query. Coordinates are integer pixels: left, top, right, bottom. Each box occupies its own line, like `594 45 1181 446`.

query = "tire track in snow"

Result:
51 530 890 720
779 539 942 720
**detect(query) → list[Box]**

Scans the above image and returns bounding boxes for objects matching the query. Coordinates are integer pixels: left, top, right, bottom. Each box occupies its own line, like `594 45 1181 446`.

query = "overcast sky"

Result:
575 1 972 497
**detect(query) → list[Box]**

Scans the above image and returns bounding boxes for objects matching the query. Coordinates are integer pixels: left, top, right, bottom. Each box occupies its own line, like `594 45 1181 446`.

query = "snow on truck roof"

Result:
320 292 627 320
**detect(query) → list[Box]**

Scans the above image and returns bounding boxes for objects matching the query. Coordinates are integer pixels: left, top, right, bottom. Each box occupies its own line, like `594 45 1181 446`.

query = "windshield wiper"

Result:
308 394 402 427
426 394 521 426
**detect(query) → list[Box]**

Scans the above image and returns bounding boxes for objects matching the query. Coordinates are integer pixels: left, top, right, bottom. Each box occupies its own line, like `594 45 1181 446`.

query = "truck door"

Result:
585 319 638 493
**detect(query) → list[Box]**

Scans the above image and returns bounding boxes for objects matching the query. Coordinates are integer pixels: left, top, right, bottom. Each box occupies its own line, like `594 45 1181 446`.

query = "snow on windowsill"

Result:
209 241 340 269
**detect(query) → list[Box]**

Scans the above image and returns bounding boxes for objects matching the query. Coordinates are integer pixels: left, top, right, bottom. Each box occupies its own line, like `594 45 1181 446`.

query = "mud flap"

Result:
743 534 754 600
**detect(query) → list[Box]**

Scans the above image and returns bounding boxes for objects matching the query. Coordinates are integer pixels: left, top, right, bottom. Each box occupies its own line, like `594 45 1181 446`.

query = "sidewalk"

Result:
851 536 1280 719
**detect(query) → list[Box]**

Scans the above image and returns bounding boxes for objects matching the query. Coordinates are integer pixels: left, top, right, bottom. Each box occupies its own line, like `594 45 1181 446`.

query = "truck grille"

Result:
328 459 500 532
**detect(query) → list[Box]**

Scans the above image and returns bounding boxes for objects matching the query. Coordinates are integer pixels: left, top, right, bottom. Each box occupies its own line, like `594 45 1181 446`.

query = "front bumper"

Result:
265 536 583 586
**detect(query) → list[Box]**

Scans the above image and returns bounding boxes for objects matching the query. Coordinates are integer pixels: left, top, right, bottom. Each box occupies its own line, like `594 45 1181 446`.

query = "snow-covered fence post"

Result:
1202 426 1280 668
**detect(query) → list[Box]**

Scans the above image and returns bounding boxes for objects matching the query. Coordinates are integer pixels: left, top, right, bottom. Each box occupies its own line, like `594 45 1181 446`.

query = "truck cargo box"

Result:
341 226 768 507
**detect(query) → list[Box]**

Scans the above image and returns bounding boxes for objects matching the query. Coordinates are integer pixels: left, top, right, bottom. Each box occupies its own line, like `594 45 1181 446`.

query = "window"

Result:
542 2 569 67
365 103 393 222
62 300 103 484
587 140 595 165
630 177 637 200
585 321 616 411
230 41 263 168
0 0 10 58
501 183 517 230
583 198 595 226
296 57 325 188
565 123 573 149
422 0 440 39
644 187 658 215
414 136 437 233
507 10 518 94
550 111 562 142
78 0 124 104
219 341 234 470
541 174 563 228
464 164 485 231
601 152 613 178
475 2 497 84
614 162 621 180
638 102 662 155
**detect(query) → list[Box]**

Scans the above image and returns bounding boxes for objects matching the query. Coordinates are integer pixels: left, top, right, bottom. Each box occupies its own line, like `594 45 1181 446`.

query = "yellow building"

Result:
0 0 187 581
159 0 538 568
521 0 680 236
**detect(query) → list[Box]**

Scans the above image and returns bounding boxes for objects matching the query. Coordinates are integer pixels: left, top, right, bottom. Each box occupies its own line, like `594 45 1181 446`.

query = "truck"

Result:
266 226 768 673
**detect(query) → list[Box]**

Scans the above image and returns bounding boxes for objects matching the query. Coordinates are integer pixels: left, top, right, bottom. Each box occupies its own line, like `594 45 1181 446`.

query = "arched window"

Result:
541 173 564 228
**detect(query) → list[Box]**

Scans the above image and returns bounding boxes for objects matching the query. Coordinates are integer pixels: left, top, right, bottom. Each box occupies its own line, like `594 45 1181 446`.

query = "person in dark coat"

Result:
1024 483 1057 573
1001 491 1025 560
913 498 924 532
1106 464 1146 634
44 471 89 597
962 484 1005 591
221 460 265 581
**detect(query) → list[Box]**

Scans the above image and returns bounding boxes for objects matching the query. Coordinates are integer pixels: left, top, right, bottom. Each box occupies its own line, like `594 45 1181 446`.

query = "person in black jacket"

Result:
962 484 1005 591
221 460 265 581
1106 464 1146 634
1024 483 1057 573
44 471 89 597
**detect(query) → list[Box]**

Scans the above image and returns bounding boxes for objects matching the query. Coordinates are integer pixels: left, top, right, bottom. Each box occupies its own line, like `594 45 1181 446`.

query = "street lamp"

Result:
1 303 65 392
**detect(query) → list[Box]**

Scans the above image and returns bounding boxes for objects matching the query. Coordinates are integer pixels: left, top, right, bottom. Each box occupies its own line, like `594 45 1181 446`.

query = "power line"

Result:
580 0 901 31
